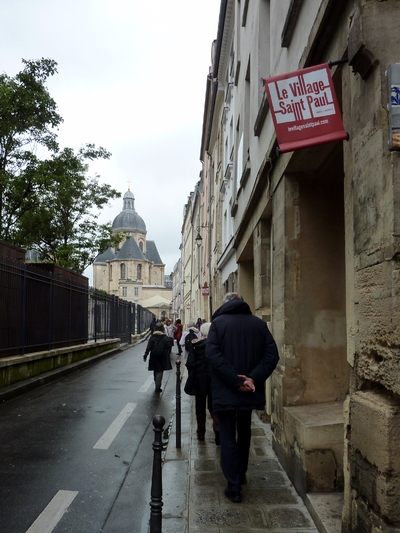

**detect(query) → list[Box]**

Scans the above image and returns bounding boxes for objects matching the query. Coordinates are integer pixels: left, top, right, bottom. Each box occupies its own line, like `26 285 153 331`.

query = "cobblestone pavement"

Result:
161 383 320 533
187 413 319 533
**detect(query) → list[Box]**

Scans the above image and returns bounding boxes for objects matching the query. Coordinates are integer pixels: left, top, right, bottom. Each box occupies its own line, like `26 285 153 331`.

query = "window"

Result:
134 287 139 297
109 265 113 280
137 264 142 280
139 241 143 252
120 263 126 279
122 287 127 297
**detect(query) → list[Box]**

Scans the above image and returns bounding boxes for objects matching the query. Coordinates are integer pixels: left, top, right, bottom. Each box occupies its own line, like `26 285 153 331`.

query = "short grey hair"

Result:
200 322 211 336
222 292 244 304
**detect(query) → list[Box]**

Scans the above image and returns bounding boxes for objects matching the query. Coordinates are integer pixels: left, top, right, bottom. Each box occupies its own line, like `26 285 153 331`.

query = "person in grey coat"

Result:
206 292 279 503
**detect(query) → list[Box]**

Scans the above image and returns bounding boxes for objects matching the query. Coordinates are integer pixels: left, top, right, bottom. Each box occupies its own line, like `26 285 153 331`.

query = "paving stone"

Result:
191 444 220 459
247 458 284 472
254 446 269 456
244 487 299 505
266 507 312 529
160 516 188 533
247 470 287 487
219 530 268 533
186 524 220 533
248 507 267 528
190 487 220 505
193 508 248 528
193 458 219 471
194 471 226 486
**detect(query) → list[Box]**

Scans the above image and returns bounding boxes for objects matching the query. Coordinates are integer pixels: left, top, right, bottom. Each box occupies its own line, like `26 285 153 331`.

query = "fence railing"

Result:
88 287 154 344
0 256 153 357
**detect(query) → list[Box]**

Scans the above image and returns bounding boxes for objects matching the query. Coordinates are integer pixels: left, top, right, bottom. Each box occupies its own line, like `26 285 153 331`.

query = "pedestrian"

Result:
165 319 176 354
149 316 157 333
165 319 176 339
174 319 183 355
195 317 202 330
184 322 219 443
180 321 201 359
206 292 279 503
143 321 173 392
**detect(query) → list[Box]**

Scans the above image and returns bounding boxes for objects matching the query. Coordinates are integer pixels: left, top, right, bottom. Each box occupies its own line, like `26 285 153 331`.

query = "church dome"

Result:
112 189 147 234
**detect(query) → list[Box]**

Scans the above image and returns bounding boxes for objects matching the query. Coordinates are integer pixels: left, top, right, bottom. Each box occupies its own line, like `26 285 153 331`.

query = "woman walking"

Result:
174 319 183 355
143 322 173 392
184 322 219 443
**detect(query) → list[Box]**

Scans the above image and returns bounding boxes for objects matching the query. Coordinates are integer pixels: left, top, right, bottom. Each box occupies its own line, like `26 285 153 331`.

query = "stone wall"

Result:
341 2 400 530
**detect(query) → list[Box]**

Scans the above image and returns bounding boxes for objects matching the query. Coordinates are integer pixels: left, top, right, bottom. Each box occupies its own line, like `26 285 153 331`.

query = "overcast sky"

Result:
1 0 221 280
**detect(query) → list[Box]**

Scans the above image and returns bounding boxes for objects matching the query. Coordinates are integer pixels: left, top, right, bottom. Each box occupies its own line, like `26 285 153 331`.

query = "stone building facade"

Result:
93 189 172 312
182 1 400 531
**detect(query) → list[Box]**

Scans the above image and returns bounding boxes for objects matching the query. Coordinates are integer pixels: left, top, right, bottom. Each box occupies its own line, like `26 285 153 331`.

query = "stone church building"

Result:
93 189 172 316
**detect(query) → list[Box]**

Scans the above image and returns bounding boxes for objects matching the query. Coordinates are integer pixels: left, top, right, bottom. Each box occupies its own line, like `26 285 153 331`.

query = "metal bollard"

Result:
175 360 181 449
150 415 165 533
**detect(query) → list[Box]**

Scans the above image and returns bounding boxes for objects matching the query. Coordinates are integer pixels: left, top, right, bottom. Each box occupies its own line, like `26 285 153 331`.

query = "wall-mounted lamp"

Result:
196 224 209 231
195 233 203 246
195 224 209 246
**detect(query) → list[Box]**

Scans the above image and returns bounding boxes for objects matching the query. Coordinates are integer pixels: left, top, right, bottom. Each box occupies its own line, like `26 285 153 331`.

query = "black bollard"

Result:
175 360 181 449
150 415 165 533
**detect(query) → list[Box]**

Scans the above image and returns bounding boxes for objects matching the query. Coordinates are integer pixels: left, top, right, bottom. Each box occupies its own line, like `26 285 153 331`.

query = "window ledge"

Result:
281 0 304 48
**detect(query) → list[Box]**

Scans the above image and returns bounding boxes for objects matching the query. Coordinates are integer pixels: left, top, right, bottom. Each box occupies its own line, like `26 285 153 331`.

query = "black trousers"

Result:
195 394 219 437
217 409 252 492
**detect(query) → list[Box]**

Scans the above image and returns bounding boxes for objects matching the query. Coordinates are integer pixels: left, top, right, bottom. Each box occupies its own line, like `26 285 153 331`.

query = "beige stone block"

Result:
350 391 400 473
283 402 345 492
375 473 400 522
284 401 344 451
305 449 338 492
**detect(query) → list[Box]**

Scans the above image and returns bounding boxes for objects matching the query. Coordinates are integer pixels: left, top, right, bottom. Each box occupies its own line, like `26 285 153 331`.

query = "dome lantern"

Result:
112 188 147 234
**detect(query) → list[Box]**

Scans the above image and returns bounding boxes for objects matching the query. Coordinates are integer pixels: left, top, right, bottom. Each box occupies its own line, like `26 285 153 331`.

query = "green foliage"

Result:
0 58 121 273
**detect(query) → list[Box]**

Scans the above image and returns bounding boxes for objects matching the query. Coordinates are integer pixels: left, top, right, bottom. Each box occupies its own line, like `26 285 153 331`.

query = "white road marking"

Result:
26 490 78 533
138 376 154 392
93 402 137 449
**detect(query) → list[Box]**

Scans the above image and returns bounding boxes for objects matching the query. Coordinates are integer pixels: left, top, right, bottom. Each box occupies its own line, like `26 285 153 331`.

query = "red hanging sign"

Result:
263 63 347 153
202 286 210 296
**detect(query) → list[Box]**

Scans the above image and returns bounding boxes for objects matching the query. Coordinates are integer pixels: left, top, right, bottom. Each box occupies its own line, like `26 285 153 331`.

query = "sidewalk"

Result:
161 385 331 533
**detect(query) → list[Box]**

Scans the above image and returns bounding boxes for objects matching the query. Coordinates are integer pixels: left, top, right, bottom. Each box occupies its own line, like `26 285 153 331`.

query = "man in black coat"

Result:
206 292 279 503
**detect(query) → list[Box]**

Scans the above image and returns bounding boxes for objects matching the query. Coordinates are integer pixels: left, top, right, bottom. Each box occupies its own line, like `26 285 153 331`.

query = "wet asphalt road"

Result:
0 341 178 533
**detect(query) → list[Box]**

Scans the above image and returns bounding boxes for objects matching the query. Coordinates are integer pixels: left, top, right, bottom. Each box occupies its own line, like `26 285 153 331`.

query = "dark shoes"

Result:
197 433 205 441
224 487 242 503
155 388 162 392
215 431 220 446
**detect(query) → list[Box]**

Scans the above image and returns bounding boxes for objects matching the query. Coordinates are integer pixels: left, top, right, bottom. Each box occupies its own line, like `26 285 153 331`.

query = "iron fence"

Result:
88 287 154 344
0 256 153 357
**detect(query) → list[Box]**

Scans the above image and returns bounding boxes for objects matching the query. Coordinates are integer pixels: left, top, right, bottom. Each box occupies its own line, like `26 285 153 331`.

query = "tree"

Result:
18 145 121 273
0 58 121 272
0 58 62 239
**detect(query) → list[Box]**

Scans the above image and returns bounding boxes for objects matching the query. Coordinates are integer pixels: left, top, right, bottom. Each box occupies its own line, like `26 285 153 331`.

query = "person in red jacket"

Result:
174 319 183 355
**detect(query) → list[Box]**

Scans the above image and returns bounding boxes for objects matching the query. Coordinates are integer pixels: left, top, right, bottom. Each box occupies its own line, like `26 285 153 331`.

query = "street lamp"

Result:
195 224 209 246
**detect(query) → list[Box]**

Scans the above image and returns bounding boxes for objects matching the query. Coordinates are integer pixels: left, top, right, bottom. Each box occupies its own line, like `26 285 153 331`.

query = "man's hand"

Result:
143 355 147 362
238 375 255 392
